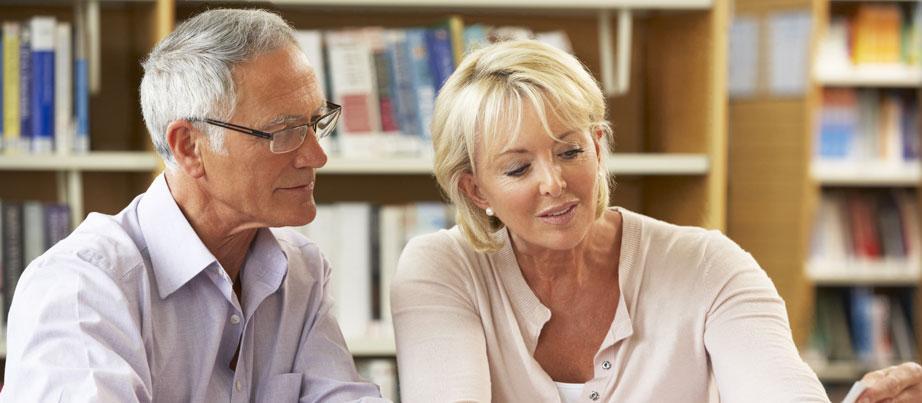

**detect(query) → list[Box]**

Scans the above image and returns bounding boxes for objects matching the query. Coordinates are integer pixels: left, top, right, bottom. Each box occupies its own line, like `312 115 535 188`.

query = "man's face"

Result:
197 44 327 228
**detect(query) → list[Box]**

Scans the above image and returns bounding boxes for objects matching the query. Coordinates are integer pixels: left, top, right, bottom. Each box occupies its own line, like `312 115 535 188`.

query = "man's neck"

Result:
164 172 258 283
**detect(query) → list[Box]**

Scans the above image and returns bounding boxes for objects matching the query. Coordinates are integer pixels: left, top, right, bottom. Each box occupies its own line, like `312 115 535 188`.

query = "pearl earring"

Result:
485 207 494 217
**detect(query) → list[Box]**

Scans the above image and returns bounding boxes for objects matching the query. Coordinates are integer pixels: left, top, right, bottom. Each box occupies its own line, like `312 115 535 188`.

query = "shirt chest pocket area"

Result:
259 373 302 403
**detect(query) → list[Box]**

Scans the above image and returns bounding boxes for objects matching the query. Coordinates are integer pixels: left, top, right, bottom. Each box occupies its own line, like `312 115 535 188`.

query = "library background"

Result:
0 0 918 400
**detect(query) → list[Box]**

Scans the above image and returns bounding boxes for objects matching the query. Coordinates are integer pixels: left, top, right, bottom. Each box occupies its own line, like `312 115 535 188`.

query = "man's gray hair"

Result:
140 9 296 168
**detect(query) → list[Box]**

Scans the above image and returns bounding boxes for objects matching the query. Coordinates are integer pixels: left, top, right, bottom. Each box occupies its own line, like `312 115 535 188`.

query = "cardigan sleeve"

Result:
390 232 492 403
701 232 830 403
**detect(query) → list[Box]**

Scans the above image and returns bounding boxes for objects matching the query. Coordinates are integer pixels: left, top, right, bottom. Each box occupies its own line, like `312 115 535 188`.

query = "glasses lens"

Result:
315 108 341 138
270 126 308 153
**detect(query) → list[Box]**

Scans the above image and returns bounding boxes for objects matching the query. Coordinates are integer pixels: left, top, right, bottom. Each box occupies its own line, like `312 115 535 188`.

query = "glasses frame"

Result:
189 101 342 153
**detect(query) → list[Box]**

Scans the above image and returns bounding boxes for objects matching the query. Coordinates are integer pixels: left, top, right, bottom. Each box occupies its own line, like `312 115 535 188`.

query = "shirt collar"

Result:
138 174 219 299
242 228 289 301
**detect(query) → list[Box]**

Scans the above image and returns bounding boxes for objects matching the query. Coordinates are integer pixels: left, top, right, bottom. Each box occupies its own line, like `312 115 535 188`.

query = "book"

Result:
29 16 56 153
74 1 90 152
19 25 31 151
3 22 21 153
2 201 23 324
325 29 382 157
54 22 73 155
22 201 44 264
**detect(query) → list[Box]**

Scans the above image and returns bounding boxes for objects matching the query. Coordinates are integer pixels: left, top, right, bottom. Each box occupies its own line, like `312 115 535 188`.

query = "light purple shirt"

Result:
0 175 387 403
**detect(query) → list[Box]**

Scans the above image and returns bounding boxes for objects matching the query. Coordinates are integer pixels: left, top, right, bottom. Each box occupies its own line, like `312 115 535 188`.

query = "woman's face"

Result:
464 103 603 252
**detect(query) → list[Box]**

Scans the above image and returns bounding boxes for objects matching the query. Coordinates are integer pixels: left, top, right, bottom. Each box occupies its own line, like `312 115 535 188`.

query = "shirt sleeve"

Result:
0 247 153 403
701 232 830 403
390 234 491 403
295 251 390 403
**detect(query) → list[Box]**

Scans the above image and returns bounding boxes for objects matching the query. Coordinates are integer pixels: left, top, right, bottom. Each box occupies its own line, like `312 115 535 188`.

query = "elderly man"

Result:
0 9 386 402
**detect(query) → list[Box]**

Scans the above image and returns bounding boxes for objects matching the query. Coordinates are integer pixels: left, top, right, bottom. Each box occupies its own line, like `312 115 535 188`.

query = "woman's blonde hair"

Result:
431 39 613 252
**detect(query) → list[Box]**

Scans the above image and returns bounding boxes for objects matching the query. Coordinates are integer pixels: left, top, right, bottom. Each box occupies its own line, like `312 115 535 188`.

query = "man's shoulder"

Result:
38 212 146 280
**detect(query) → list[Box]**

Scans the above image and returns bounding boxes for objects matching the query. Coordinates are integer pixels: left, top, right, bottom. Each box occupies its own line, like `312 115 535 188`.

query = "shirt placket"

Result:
207 265 250 402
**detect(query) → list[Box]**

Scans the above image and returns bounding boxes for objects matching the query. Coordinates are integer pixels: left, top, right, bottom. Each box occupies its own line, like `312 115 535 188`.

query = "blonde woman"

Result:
390 40 921 403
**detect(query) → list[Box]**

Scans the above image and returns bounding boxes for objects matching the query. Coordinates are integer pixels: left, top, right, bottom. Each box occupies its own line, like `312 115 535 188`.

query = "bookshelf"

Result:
731 0 922 392
1 0 730 393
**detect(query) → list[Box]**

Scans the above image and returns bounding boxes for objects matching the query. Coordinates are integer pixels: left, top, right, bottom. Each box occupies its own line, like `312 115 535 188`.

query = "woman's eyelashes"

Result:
560 147 584 159
502 147 585 177
505 163 530 177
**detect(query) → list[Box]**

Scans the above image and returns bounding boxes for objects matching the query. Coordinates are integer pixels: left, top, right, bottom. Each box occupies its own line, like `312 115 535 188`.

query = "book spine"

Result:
19 26 31 151
54 23 72 155
29 17 56 153
425 27 454 91
2 202 23 324
3 23 21 153
74 4 90 153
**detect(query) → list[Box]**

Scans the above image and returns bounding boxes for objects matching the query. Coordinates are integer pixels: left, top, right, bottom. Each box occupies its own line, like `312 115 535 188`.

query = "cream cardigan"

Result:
391 207 829 402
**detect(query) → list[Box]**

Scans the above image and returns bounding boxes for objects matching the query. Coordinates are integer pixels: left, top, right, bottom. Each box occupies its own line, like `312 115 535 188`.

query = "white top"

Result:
391 207 829 402
555 382 584 403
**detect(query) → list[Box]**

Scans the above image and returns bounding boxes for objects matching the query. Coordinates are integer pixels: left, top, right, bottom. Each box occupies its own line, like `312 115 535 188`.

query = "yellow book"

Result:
3 22 21 152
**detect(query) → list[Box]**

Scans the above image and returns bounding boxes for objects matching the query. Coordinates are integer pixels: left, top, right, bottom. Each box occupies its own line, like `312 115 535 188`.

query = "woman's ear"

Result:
166 120 206 178
460 171 490 210
592 127 605 164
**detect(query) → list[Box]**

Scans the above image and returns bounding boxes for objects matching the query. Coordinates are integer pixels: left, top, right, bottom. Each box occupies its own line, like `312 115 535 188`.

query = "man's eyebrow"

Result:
259 114 306 130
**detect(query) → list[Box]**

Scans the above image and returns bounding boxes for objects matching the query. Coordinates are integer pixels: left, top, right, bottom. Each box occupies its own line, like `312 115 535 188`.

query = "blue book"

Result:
388 30 420 137
74 6 89 152
405 29 435 141
848 287 874 363
19 26 31 150
425 27 454 91
29 17 55 153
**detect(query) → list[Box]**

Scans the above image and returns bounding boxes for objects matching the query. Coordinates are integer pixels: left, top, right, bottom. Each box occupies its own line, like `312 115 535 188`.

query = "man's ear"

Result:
166 120 206 178
459 171 491 210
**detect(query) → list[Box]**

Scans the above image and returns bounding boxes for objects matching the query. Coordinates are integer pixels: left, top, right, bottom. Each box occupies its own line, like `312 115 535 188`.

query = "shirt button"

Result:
230 314 241 325
235 380 242 392
602 360 612 370
589 391 600 401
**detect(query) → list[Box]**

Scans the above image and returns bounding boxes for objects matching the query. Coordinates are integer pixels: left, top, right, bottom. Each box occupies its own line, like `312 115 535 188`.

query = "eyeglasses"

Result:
189 101 342 154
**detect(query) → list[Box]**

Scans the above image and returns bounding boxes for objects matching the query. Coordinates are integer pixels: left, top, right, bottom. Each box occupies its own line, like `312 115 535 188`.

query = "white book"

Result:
324 29 382 157
357 359 398 401
54 22 73 155
29 16 56 154
294 30 325 99
22 201 45 264
334 203 372 340
378 205 405 326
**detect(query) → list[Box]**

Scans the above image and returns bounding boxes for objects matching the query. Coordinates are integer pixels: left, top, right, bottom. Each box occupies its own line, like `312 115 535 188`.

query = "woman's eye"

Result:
561 148 584 159
505 164 529 177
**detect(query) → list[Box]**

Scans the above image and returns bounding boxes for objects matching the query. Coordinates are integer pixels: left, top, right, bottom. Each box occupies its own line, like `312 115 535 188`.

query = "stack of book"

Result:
0 200 72 342
295 202 453 341
815 88 918 165
294 22 572 158
818 3 921 70
1 15 90 155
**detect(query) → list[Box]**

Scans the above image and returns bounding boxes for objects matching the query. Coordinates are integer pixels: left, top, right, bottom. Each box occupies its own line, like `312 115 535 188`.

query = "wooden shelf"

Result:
347 336 396 357
812 160 920 186
268 0 713 10
322 153 709 175
815 64 922 87
0 152 160 172
0 152 707 175
807 260 921 286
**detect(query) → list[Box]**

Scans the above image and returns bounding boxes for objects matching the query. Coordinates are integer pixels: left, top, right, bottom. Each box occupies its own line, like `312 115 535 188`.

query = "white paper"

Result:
728 16 759 98
841 381 867 403
767 11 812 96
